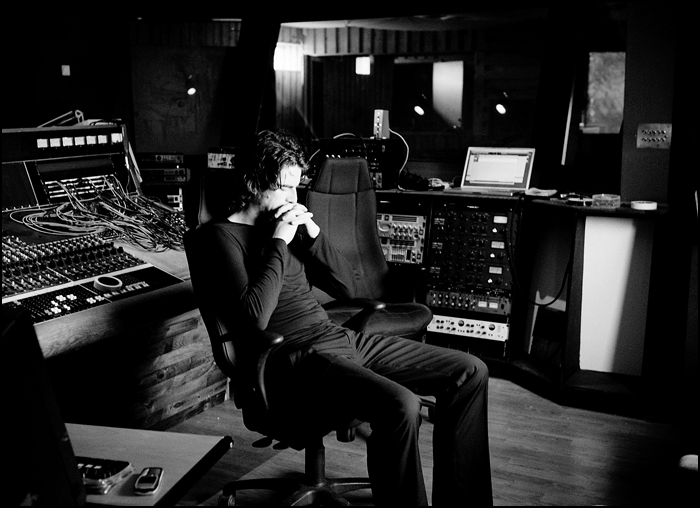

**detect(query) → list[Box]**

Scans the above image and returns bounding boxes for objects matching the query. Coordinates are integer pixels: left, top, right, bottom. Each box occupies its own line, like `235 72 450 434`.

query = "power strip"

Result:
427 314 509 342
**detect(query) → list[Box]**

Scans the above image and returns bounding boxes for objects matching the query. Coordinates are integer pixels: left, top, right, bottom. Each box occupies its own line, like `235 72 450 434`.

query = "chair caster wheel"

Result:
219 494 236 506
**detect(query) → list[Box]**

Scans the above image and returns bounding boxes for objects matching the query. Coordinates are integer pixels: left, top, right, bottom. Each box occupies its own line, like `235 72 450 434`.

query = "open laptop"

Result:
444 147 535 196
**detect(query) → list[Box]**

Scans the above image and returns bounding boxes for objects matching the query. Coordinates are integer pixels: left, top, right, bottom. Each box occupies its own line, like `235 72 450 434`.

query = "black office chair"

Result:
305 156 433 342
306 157 436 418
184 171 372 506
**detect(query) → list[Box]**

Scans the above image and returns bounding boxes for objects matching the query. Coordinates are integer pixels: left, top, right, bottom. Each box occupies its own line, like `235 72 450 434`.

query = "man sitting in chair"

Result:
196 129 493 506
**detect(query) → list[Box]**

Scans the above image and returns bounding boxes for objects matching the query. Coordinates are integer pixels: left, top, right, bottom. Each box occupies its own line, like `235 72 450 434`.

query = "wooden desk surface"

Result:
67 423 232 506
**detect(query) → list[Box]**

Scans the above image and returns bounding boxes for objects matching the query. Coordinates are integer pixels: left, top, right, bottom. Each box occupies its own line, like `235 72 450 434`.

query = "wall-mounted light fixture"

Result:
413 92 428 117
495 91 509 114
186 74 196 96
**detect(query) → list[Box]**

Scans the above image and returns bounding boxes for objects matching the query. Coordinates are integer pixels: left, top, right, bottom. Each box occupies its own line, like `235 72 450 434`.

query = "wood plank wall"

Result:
298 26 474 56
45 309 228 430
129 20 242 47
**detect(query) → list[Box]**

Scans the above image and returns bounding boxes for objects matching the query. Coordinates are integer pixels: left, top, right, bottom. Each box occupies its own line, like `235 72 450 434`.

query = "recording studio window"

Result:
580 52 625 134
389 16 546 162
391 59 463 132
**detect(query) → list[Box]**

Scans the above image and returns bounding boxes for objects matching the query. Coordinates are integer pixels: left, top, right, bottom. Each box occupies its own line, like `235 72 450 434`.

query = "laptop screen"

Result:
459 147 535 192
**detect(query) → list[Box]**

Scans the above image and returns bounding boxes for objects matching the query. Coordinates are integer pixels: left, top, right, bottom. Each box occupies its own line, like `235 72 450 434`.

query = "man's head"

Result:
227 130 308 215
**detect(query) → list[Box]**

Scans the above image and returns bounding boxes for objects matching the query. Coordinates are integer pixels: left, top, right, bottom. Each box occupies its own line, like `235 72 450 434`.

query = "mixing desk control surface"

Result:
2 234 181 324
2 124 186 326
3 235 140 298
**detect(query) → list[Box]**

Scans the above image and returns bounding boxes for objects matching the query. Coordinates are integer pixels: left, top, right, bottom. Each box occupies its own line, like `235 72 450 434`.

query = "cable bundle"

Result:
10 175 186 252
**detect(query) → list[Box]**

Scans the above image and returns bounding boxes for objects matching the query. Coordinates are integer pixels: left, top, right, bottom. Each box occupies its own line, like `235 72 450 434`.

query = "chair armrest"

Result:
323 298 386 312
254 329 283 411
255 328 285 350
217 326 283 415
323 298 387 333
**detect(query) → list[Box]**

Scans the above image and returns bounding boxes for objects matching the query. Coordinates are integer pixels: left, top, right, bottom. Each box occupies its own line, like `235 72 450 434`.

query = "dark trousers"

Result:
268 323 493 506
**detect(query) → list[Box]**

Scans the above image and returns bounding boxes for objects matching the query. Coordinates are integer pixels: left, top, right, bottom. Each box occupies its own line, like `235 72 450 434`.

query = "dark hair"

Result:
227 129 308 215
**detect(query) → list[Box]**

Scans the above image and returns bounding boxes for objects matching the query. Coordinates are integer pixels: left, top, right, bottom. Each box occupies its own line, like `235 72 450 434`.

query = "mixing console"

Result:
2 234 181 323
2 124 185 325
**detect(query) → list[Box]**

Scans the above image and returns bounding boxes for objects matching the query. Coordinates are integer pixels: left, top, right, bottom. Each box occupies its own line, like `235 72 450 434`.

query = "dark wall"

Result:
129 45 231 153
3 16 134 133
2 6 691 206
619 3 677 203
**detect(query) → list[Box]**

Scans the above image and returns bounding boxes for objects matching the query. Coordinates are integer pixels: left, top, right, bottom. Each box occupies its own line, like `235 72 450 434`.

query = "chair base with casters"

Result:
218 432 372 506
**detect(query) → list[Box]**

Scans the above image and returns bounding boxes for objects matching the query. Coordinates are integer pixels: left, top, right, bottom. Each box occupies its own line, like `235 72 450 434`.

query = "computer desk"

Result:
66 423 233 506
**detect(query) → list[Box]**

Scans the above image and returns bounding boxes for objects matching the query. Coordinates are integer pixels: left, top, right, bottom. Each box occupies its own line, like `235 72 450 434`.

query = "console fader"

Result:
2 234 181 324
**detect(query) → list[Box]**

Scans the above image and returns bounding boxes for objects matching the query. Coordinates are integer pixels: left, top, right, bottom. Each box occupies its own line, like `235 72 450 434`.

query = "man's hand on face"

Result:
272 203 320 243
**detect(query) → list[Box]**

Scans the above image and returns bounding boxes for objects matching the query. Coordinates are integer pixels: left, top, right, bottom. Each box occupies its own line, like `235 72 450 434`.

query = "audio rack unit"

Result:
139 167 189 184
374 190 520 360
427 315 509 342
315 137 405 189
424 199 518 359
377 213 427 265
136 153 188 184
136 152 190 211
426 202 514 293
376 191 432 266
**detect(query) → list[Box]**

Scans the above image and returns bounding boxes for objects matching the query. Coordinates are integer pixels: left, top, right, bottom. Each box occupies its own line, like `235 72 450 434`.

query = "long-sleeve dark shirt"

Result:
196 220 357 350
192 220 493 507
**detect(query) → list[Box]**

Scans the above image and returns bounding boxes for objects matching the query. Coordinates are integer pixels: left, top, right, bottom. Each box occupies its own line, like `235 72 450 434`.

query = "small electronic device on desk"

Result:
76 456 134 495
6 305 233 506
67 424 232 506
134 467 164 496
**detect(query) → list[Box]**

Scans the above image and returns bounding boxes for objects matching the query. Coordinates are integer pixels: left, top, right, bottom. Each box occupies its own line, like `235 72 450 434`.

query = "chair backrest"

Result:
183 171 256 410
184 168 236 231
184 229 244 391
306 157 389 303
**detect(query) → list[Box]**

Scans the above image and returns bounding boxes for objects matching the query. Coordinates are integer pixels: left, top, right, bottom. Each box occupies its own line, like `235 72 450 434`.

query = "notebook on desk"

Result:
444 146 535 196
